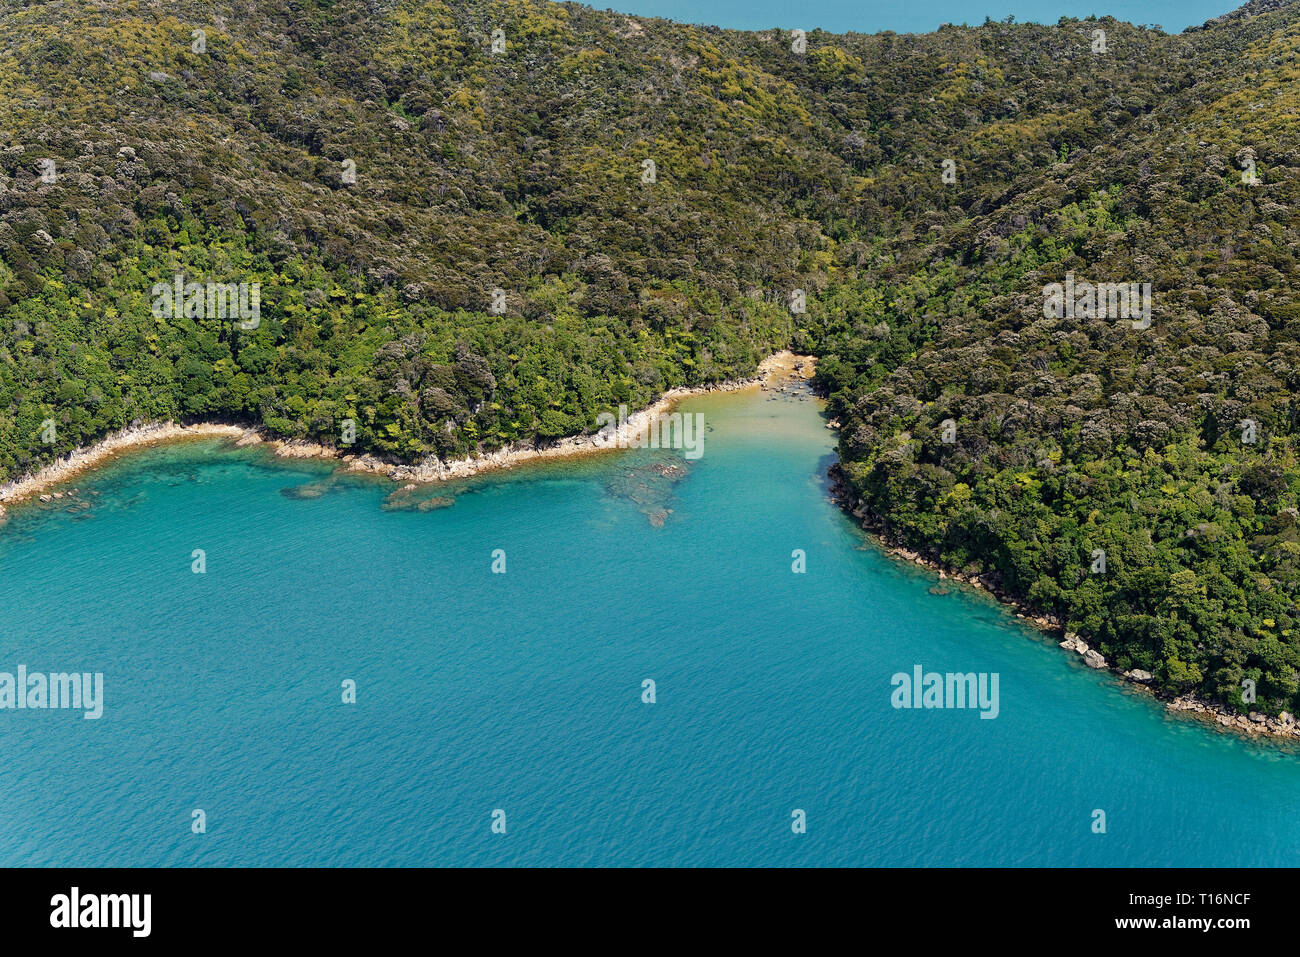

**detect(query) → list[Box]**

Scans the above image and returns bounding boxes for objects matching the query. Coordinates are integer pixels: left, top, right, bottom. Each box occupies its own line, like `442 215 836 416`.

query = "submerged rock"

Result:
414 496 455 512
605 454 690 527
281 483 328 500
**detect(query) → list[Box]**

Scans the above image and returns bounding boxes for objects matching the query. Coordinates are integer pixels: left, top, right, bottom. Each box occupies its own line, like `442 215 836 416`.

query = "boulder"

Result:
1127 670 1153 683
1082 649 1106 669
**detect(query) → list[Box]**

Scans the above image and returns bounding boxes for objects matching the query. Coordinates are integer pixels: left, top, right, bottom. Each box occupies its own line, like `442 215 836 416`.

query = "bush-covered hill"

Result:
5 0 1300 715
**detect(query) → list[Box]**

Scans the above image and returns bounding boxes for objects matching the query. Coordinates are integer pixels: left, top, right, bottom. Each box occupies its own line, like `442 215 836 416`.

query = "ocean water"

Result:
607 0 1237 35
0 383 1297 867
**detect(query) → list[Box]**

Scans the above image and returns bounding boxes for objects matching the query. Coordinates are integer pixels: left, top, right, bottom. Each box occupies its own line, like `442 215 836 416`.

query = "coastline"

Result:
4 352 1291 743
0 423 250 518
827 463 1300 744
0 351 815 517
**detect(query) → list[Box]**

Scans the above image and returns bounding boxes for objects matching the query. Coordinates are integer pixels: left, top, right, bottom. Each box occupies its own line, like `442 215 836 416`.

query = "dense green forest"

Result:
3 0 1300 715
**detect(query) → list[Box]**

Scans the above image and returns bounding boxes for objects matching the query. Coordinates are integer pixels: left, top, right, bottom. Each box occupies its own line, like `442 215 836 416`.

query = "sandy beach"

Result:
264 350 814 483
0 351 816 517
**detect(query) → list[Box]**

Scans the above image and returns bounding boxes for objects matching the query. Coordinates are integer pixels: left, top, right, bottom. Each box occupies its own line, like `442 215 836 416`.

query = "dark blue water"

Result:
0 386 1296 866
606 0 1234 35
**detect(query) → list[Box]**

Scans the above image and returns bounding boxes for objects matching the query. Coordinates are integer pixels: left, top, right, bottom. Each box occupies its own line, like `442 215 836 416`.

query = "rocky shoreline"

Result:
0 422 249 519
827 462 1300 744
0 351 815 518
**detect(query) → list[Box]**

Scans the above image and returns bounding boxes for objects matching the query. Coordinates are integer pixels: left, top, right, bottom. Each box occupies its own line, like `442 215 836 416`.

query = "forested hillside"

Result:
3 0 1300 715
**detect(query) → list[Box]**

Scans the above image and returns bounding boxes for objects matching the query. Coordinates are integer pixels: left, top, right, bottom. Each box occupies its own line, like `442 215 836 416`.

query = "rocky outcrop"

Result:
1168 695 1300 739
1059 634 1106 668
1059 633 1084 652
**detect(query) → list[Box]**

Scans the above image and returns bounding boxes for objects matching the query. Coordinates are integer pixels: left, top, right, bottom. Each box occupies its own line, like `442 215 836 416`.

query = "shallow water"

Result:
0 383 1296 866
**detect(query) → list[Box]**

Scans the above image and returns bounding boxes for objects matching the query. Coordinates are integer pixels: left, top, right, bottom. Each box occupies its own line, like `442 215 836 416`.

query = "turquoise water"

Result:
608 0 1235 35
0 384 1297 867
